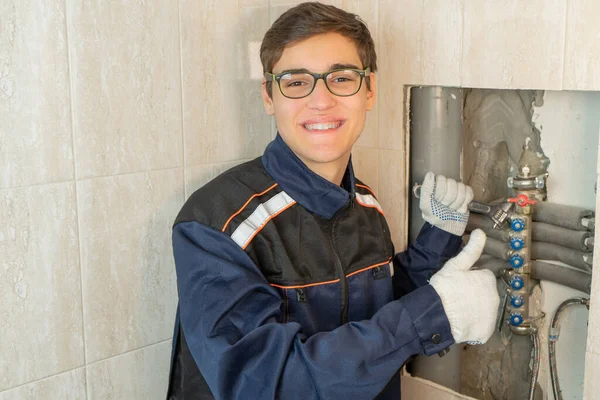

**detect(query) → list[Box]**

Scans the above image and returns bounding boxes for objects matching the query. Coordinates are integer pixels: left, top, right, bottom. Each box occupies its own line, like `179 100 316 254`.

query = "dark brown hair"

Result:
260 2 377 97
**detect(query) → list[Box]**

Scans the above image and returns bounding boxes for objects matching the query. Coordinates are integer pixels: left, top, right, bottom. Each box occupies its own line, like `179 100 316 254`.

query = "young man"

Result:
167 2 499 399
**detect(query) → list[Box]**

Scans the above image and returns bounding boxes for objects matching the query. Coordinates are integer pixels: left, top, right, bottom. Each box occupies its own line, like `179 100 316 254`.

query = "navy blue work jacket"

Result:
167 134 462 399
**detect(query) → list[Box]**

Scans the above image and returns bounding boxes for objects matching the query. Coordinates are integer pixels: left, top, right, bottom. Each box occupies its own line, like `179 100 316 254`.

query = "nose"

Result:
306 78 336 110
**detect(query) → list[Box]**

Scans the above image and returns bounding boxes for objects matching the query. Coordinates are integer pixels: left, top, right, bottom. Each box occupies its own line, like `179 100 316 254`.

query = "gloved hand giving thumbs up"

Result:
429 229 499 344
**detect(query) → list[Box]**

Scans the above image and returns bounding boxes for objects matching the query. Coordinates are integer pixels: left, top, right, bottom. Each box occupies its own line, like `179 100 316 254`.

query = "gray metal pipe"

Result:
409 86 463 244
481 237 592 271
531 242 592 272
467 213 510 242
473 254 508 276
532 222 591 251
482 236 511 260
531 261 592 295
408 86 464 392
533 202 594 231
473 256 592 294
469 213 593 252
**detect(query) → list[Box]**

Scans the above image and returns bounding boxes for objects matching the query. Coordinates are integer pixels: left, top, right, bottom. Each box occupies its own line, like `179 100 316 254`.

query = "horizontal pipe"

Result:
532 261 592 294
473 256 592 294
467 214 510 241
483 236 510 260
468 214 593 252
532 221 590 251
534 202 594 231
481 236 592 272
531 242 592 272
473 254 507 276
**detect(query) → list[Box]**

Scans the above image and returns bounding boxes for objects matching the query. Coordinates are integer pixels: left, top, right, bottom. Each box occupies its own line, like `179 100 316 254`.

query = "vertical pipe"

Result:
408 86 463 392
409 86 464 243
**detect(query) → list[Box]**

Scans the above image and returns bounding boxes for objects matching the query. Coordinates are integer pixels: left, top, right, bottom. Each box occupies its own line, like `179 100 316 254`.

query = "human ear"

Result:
261 80 275 116
366 72 376 111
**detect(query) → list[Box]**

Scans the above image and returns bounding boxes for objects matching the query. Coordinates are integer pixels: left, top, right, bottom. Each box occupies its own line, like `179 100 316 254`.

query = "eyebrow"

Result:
278 63 362 74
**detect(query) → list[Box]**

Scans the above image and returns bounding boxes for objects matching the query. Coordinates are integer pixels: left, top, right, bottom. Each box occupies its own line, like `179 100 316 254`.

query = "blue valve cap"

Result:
511 276 524 290
510 313 524 326
511 295 524 308
511 218 525 232
510 254 524 268
510 237 525 250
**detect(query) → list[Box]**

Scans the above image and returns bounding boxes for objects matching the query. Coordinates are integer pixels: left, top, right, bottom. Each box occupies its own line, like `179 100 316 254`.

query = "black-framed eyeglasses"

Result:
264 67 370 99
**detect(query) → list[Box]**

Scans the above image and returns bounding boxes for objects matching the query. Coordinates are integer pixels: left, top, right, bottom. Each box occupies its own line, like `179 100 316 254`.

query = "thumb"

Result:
420 172 435 200
419 172 435 212
444 229 486 272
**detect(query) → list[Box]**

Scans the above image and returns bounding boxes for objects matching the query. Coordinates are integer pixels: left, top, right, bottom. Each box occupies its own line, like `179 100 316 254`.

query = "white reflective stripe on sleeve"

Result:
231 191 296 249
355 192 384 215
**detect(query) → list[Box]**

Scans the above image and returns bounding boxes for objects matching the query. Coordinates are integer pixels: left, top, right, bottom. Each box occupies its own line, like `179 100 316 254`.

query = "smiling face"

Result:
261 32 376 183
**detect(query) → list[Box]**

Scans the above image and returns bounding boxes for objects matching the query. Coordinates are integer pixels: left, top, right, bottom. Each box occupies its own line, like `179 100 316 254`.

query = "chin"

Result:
302 149 349 165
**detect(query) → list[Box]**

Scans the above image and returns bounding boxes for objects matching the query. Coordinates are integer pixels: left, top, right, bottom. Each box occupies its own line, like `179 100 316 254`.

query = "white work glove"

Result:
419 171 473 236
429 229 499 344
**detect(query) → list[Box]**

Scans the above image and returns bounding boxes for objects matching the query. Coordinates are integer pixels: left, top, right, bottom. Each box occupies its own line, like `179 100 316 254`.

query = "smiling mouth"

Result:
302 121 344 131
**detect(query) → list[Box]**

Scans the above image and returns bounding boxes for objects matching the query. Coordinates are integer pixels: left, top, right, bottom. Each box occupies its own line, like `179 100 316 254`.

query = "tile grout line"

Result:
63 1 89 399
459 0 465 87
0 339 173 395
1 161 253 192
85 338 173 368
0 365 86 395
177 0 187 200
560 0 569 90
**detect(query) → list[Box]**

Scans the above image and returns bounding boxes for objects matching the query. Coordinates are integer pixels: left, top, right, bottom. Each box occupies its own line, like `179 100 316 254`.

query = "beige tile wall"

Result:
0 2 74 189
67 1 183 180
2 0 599 398
462 0 566 89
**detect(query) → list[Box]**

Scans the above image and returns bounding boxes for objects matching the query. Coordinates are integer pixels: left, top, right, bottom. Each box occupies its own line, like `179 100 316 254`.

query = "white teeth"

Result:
304 121 341 131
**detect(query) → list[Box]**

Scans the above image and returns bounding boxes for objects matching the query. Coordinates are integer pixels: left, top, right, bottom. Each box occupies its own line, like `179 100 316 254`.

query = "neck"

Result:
300 153 350 186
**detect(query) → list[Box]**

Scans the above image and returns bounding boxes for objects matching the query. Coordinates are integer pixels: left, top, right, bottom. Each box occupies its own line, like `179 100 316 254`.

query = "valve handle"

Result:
508 194 536 207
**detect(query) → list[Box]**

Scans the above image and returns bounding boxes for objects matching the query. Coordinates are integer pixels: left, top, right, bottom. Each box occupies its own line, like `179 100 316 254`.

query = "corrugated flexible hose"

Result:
549 298 590 400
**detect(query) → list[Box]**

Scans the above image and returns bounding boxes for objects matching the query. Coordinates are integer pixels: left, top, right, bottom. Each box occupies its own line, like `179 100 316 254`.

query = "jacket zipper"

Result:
330 202 350 325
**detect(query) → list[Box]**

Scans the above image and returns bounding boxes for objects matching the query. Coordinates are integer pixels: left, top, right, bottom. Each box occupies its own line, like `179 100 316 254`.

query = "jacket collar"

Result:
261 134 355 220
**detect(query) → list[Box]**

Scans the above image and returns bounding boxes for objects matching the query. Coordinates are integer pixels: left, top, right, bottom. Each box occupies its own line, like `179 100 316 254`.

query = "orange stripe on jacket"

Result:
355 183 376 197
355 197 385 216
270 258 392 289
222 183 279 232
241 201 296 250
346 258 392 278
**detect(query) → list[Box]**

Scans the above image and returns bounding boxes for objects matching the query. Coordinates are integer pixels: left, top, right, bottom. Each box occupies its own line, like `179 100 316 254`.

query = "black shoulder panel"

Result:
354 178 377 197
174 157 276 231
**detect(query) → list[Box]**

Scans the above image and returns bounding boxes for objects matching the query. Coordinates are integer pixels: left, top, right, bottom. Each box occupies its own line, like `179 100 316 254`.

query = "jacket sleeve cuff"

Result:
416 223 463 259
399 284 455 356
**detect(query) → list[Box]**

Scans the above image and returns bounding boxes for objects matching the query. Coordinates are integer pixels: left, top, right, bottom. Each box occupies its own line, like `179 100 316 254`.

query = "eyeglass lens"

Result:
278 69 362 98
